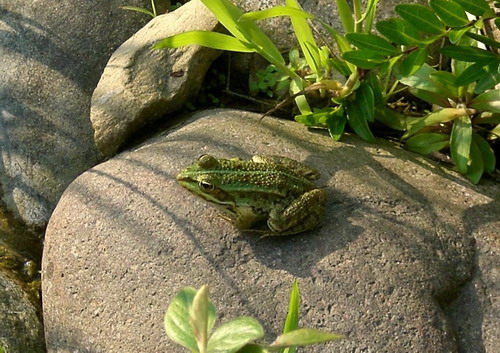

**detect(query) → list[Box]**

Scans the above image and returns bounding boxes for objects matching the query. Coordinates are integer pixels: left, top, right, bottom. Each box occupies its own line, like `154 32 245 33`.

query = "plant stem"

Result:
353 0 363 32
339 70 359 98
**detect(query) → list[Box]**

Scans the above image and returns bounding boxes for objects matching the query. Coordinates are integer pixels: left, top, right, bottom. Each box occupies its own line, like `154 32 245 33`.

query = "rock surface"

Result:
0 269 45 353
42 109 499 352
0 0 159 227
91 0 221 157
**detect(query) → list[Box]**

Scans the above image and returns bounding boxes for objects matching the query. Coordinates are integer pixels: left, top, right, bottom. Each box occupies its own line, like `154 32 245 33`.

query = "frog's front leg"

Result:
267 188 327 235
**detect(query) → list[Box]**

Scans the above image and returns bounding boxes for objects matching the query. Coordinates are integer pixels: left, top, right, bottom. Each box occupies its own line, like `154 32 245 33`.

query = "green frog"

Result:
176 154 327 236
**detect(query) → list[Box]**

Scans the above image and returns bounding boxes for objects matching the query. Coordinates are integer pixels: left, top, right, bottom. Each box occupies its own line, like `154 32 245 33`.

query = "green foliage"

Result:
164 282 344 353
120 0 158 17
153 0 499 183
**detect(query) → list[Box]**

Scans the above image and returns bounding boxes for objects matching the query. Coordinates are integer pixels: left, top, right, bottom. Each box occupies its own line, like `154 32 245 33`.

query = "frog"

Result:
176 154 327 236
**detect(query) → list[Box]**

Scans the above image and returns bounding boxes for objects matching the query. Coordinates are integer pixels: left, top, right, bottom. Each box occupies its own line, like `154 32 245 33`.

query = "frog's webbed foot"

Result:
267 188 327 236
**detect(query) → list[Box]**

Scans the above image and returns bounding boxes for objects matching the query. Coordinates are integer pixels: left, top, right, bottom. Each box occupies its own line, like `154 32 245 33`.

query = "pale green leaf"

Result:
239 6 314 22
207 317 264 353
120 5 155 17
270 328 344 348
190 285 216 351
164 287 198 351
450 115 472 174
153 31 254 52
335 0 354 33
399 48 428 76
283 280 300 334
403 108 474 138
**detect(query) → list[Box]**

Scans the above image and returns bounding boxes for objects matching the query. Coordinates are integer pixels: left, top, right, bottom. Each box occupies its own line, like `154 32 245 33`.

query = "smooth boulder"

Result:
41 109 499 352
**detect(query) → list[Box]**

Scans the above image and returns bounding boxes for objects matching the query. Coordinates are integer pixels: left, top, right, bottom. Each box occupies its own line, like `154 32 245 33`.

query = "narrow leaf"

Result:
440 46 498 62
165 287 198 351
395 4 446 35
451 0 490 17
239 6 314 22
409 88 452 107
454 61 489 86
342 50 387 69
153 31 254 52
270 328 344 348
406 133 450 154
470 89 500 113
450 115 472 174
429 0 470 27
283 280 300 334
286 0 321 75
345 33 398 55
466 32 500 49
474 62 500 94
376 18 421 45
448 27 472 44
335 0 355 33
465 139 484 184
472 133 496 173
399 48 428 76
190 285 216 352
403 107 475 138
119 6 155 17
207 317 264 353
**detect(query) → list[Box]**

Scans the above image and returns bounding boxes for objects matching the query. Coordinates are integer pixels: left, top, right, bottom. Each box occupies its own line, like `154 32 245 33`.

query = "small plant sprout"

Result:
164 281 344 352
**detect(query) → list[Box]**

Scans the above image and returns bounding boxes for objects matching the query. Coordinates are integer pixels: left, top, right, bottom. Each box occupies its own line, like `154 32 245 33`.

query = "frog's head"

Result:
176 155 234 206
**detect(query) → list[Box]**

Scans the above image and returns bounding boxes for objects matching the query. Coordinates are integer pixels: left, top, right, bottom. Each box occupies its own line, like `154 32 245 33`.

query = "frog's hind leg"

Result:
267 188 327 235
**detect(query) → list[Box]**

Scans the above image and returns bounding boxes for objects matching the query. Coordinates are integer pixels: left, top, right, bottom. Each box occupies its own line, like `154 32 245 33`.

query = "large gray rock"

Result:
42 109 499 352
91 0 221 157
0 0 163 227
0 269 45 353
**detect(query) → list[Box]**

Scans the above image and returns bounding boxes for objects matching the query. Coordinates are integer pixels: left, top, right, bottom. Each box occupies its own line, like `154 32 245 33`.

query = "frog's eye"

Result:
199 180 215 192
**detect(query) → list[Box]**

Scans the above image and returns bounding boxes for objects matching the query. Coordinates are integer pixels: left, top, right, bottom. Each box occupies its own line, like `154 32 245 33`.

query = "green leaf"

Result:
465 139 484 184
270 328 344 348
409 88 452 107
200 0 286 69
429 0 470 27
335 0 355 33
342 50 387 69
399 48 428 76
465 32 500 49
357 82 375 122
406 133 450 154
190 285 216 352
239 6 314 22
345 96 375 142
153 31 255 52
290 79 312 115
470 89 500 113
454 61 489 86
448 27 472 44
376 18 421 45
207 317 264 353
395 4 446 35
119 5 155 17
282 280 300 353
450 115 472 174
472 133 496 173
440 46 498 62
403 107 474 138
286 0 322 76
283 281 300 335
164 287 199 351
326 109 347 140
345 33 399 55
236 344 268 353
295 109 330 126
450 0 490 17
474 62 500 94
399 64 457 100
374 107 408 131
